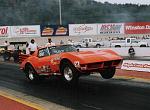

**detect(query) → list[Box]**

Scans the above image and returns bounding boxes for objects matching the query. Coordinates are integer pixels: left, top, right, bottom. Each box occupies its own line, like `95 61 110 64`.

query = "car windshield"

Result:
48 45 76 55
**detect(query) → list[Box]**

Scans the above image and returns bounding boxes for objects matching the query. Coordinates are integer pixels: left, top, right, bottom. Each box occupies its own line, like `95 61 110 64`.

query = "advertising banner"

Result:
125 22 150 34
69 24 97 36
0 26 10 37
121 60 150 72
40 25 69 36
98 23 124 34
10 25 40 37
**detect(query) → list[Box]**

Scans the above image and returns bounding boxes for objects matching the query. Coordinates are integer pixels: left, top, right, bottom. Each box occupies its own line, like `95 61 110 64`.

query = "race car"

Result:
20 45 122 83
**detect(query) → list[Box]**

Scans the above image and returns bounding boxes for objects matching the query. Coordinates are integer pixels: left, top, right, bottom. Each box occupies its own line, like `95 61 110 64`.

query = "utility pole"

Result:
59 0 62 25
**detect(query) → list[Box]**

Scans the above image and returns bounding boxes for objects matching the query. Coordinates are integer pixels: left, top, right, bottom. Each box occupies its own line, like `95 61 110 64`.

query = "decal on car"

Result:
51 56 61 65
74 61 80 67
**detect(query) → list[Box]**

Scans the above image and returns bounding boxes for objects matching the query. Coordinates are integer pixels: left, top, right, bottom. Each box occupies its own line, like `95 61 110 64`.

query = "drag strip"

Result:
0 62 150 110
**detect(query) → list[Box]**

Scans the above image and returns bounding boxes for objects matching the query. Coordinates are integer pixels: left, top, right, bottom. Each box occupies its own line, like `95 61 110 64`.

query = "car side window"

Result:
38 48 49 57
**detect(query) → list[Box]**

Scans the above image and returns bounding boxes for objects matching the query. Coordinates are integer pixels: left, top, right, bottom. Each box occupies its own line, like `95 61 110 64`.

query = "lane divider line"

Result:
114 76 150 83
81 103 103 110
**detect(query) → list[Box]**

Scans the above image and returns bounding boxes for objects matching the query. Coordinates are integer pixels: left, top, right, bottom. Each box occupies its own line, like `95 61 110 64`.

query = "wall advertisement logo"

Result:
0 26 9 37
98 23 124 34
73 24 93 34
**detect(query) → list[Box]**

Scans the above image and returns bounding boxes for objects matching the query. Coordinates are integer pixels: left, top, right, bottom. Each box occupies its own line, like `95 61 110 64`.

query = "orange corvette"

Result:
20 45 122 83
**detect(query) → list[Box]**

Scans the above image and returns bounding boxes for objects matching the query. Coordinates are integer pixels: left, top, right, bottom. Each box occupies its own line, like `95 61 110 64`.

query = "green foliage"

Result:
0 0 150 25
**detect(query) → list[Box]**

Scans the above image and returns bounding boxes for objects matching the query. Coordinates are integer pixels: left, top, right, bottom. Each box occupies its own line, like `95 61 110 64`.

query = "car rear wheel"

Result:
140 45 146 47
76 45 82 48
96 44 101 48
25 65 40 83
3 51 11 61
115 45 121 48
100 67 116 79
64 67 74 81
60 61 79 84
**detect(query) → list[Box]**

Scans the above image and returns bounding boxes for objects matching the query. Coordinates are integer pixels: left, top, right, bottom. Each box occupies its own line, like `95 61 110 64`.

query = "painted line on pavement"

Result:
81 103 103 110
0 91 45 110
114 76 150 83
0 86 72 110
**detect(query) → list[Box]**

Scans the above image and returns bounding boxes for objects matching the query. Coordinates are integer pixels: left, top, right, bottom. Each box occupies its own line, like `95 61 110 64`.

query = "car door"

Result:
37 48 53 74
38 47 60 73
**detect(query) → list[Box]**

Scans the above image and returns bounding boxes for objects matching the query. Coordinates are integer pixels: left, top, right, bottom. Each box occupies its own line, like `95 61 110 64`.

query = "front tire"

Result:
60 61 79 84
100 67 116 79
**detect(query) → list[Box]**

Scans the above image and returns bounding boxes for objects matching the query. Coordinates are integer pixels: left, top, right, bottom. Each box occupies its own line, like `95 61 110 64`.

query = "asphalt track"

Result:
0 62 150 110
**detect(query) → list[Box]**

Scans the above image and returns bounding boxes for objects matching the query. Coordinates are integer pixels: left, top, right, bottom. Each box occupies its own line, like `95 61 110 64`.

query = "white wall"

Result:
80 47 150 57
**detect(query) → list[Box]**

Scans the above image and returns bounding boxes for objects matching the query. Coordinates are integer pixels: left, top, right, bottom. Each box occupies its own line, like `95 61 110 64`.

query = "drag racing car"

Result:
20 45 122 83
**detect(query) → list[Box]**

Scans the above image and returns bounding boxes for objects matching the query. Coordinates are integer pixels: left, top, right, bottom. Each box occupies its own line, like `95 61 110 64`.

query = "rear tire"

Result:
76 45 82 48
115 45 121 48
25 65 40 83
3 51 11 61
60 61 80 84
140 45 146 47
96 44 101 48
100 67 116 79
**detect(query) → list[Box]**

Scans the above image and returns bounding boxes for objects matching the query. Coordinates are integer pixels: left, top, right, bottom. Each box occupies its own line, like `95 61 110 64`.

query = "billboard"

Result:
10 25 40 37
41 25 69 36
0 26 10 37
97 23 124 34
125 22 150 34
69 24 97 36
121 60 150 72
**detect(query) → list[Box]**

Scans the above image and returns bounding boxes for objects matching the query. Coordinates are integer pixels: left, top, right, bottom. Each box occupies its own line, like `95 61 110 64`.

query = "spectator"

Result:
45 38 55 47
128 46 135 58
12 45 20 63
28 39 38 55
60 40 64 45
3 41 11 61
4 41 9 50
25 42 30 55
67 39 74 45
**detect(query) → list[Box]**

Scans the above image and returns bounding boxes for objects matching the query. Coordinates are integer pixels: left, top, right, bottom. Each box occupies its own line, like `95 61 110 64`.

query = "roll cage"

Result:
38 45 76 58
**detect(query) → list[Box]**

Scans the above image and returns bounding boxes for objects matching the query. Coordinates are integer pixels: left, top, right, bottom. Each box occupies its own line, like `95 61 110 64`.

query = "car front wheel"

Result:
100 67 116 79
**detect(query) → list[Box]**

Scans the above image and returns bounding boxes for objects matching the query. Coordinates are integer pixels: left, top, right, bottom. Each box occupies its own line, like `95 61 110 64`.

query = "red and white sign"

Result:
121 60 150 72
98 23 124 34
0 26 10 37
69 24 97 36
10 25 40 37
125 22 150 34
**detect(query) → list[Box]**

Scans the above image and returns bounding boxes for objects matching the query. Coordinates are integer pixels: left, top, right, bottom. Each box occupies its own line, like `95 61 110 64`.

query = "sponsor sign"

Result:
121 60 150 72
98 23 124 34
125 22 150 34
69 24 97 36
0 26 10 37
41 25 69 36
11 25 40 37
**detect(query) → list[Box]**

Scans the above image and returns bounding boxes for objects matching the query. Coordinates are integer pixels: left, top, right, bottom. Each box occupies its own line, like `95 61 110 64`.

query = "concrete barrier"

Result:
80 47 150 57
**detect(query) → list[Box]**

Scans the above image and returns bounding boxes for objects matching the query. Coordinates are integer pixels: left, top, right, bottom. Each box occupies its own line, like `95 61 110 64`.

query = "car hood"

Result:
64 50 122 64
